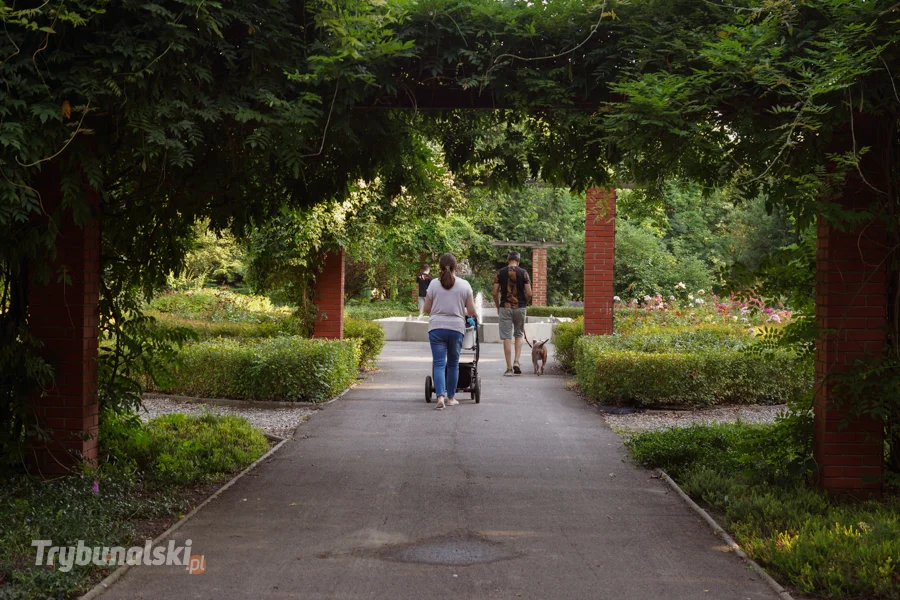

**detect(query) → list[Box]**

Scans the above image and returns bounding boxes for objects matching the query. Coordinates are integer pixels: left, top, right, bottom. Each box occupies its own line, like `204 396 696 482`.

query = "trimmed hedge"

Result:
152 336 359 402
574 330 813 408
552 317 583 371
344 317 386 367
148 310 304 340
528 305 584 318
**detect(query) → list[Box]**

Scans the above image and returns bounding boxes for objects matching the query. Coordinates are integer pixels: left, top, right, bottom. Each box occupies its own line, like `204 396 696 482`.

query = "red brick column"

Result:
313 248 345 339
28 191 101 476
584 189 616 335
531 247 548 306
814 215 887 496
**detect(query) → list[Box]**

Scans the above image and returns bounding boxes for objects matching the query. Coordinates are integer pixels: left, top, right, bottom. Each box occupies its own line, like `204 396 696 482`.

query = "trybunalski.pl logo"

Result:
32 540 206 574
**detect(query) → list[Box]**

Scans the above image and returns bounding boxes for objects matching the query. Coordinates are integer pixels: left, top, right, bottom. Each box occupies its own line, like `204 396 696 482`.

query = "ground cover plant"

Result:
626 422 900 600
0 413 267 599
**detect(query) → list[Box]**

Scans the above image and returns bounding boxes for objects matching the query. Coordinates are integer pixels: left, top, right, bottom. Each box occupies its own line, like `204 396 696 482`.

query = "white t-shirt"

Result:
427 277 473 335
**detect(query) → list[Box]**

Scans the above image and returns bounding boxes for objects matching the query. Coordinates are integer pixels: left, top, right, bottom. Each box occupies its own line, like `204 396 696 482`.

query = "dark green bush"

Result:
574 330 813 407
551 317 583 371
151 336 359 402
528 305 584 318
344 317 386 367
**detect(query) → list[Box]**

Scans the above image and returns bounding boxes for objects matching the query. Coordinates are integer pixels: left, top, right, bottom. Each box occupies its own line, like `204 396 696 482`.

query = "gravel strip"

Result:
141 394 315 438
603 404 787 435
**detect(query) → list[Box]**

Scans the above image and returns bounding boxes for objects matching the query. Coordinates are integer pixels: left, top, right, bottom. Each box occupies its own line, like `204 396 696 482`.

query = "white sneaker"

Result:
446 398 459 406
435 396 445 410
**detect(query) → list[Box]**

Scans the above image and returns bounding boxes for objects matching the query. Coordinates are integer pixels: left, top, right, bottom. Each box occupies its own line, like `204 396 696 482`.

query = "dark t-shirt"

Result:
494 266 531 308
416 273 433 297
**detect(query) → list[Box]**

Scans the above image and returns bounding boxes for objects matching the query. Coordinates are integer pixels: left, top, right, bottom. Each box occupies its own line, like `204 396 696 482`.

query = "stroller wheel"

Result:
474 375 481 404
425 376 433 403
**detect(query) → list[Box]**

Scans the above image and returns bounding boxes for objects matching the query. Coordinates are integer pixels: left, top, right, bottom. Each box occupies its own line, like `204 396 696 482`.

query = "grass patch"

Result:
627 422 900 600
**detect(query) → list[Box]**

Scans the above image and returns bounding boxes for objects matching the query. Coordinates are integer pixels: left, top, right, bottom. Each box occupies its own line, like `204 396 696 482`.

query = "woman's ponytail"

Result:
438 253 457 290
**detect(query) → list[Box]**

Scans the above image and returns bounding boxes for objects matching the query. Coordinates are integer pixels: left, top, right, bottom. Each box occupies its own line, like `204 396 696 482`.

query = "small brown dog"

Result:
527 337 549 375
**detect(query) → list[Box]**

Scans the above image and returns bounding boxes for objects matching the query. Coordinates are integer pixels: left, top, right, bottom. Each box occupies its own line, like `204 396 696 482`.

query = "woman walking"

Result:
422 253 477 410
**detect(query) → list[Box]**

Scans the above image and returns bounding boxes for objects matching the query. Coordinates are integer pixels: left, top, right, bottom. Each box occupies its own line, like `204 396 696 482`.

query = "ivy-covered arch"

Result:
2 0 898 495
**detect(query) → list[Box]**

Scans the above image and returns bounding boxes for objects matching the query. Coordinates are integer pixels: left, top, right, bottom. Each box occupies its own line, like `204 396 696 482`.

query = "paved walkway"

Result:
105 342 779 600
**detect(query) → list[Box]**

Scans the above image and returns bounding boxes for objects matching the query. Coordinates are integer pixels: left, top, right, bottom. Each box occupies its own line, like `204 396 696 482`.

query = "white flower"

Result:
669 295 675 301
613 296 621 302
688 295 694 300
731 316 738 321
694 298 704 305
675 282 686 290
697 289 705 295
643 295 651 302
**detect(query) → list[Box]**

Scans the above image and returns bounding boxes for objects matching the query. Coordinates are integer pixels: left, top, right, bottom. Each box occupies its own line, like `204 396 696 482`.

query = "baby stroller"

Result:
425 317 481 404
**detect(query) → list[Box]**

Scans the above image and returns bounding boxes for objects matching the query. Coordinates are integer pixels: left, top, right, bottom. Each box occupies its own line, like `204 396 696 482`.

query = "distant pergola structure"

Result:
491 240 565 306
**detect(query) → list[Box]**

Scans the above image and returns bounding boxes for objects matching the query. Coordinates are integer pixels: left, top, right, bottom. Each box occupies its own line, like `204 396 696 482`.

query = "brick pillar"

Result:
584 188 615 335
814 215 887 496
531 247 548 306
313 248 345 339
28 190 101 476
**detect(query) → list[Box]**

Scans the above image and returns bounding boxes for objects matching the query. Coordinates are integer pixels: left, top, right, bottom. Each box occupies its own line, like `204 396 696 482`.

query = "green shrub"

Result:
141 413 269 485
574 330 812 407
101 411 268 485
151 336 359 402
148 311 304 340
551 317 583 371
344 317 386 367
626 423 900 600
528 305 584 319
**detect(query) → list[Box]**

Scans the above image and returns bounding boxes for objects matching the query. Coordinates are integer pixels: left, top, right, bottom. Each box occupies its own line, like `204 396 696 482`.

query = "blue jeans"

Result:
429 329 464 398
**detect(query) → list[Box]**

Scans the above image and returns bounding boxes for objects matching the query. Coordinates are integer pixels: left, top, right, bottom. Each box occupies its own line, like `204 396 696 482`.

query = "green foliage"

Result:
146 289 291 324
615 220 714 299
0 411 266 598
125 413 267 486
344 318 386 367
574 330 813 408
0 466 166 599
147 312 304 341
626 423 900 600
468 185 586 303
151 337 359 403
167 220 246 289
551 318 584 372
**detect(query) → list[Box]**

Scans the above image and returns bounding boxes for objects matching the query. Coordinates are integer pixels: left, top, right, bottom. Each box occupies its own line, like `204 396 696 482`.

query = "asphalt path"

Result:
104 342 780 600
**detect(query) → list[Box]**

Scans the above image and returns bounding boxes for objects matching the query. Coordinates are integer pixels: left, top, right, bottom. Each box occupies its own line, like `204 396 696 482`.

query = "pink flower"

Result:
92 481 100 495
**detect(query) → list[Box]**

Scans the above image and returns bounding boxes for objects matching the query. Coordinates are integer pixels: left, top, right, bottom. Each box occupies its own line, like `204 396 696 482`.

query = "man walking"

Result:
492 251 532 376
416 265 432 318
